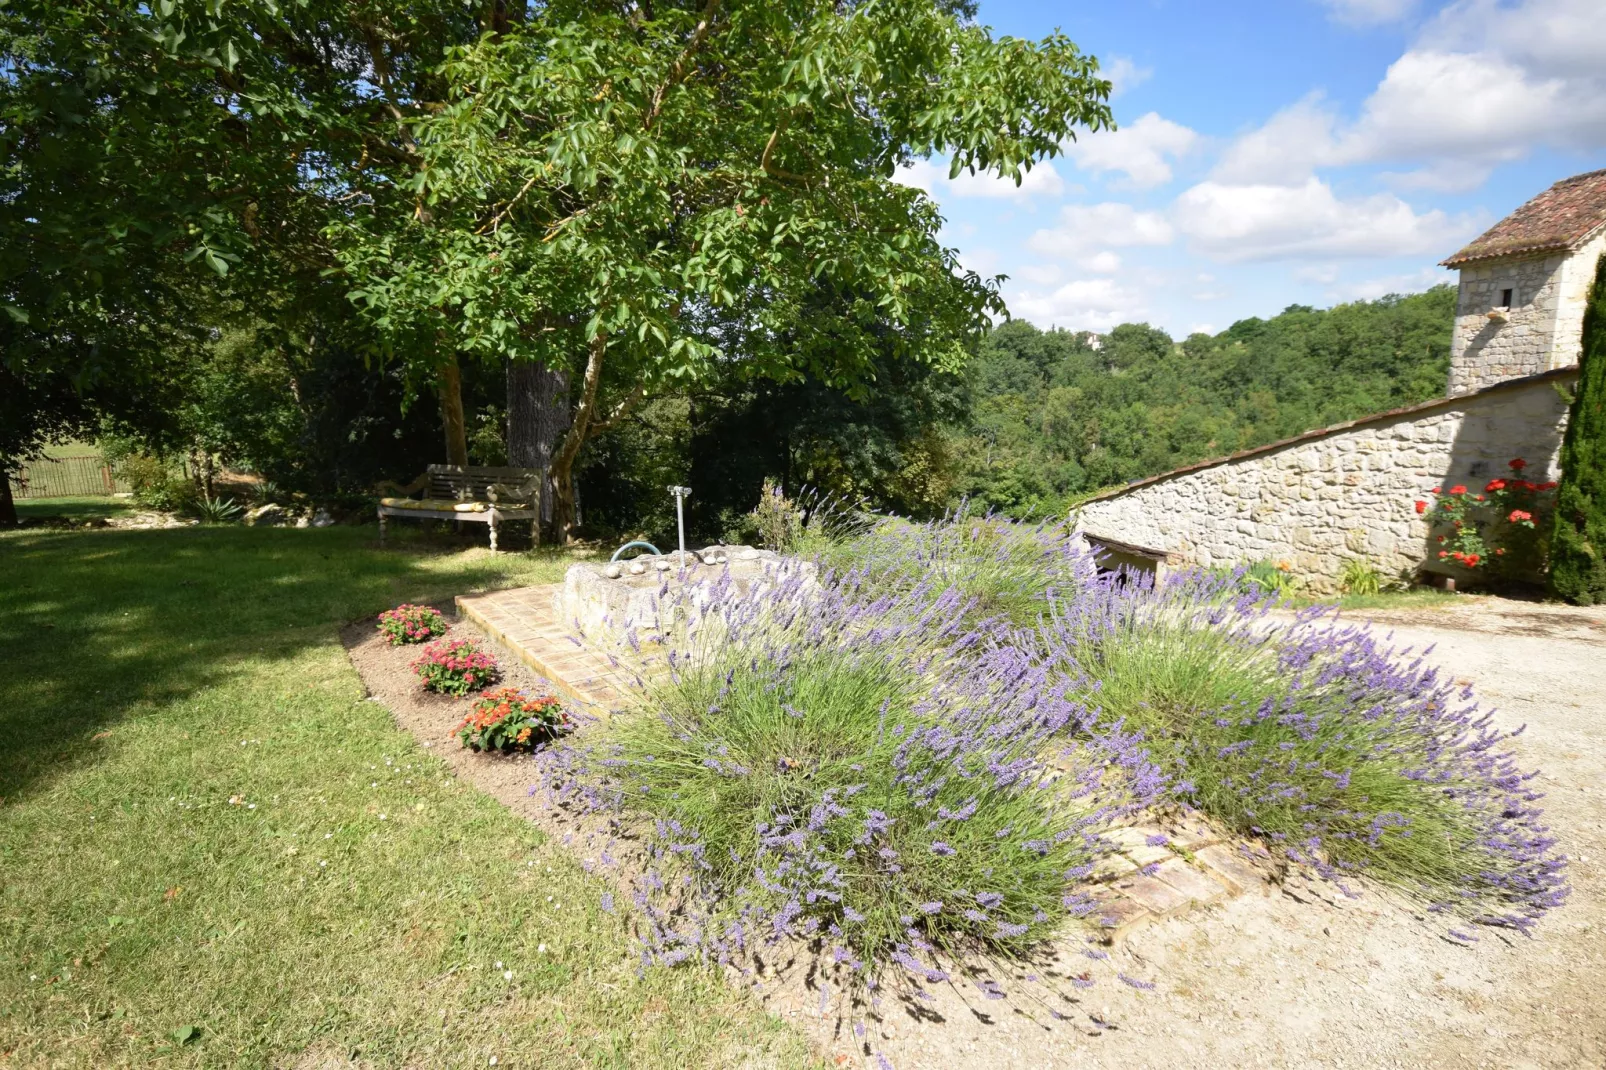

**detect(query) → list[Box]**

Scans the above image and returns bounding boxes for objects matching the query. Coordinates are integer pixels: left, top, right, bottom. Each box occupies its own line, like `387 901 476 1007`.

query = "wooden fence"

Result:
8 456 128 499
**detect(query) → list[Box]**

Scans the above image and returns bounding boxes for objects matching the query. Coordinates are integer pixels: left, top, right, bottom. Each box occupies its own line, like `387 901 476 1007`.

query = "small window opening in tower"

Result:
1500 288 1514 308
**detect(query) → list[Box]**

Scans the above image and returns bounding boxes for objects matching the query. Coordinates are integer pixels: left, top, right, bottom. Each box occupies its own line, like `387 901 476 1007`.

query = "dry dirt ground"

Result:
348 595 1606 1070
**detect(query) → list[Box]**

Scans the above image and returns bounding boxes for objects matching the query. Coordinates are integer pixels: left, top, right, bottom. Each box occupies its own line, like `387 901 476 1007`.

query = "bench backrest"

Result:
425 465 544 501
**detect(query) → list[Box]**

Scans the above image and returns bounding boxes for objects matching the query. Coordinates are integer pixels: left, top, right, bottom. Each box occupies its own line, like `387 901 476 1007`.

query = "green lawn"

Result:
0 525 812 1069
15 495 139 520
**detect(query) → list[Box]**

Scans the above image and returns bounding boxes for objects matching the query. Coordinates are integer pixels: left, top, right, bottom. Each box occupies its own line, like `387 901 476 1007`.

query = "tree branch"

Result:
644 0 722 131
587 381 645 435
761 111 810 183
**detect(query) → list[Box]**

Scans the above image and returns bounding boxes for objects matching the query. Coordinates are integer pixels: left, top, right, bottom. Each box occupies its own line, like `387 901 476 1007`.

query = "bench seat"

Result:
377 465 544 551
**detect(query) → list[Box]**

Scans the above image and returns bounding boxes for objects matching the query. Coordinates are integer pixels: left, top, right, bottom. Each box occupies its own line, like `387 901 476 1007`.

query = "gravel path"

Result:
869 596 1606 1070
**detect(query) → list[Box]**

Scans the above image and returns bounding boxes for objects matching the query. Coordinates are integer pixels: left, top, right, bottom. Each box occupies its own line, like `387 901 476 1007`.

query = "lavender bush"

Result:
806 504 1097 627
540 512 1566 1021
539 563 1162 981
1046 567 1568 932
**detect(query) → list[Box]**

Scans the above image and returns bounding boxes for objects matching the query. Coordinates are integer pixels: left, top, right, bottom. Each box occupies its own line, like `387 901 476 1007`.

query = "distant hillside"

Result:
950 284 1457 516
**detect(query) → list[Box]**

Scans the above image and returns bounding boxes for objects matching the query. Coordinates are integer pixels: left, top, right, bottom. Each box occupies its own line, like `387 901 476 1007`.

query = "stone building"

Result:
1073 170 1606 592
1444 169 1606 395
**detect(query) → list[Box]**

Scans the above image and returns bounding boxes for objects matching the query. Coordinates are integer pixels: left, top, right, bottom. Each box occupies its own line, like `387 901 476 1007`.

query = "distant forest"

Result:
584 284 1459 539
948 284 1458 517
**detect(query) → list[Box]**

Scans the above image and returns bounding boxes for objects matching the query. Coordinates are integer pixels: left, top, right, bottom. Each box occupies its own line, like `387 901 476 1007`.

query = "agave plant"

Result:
186 495 245 524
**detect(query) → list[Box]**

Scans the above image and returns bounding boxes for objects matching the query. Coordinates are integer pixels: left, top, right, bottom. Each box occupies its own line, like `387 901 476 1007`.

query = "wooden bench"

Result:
377 465 544 551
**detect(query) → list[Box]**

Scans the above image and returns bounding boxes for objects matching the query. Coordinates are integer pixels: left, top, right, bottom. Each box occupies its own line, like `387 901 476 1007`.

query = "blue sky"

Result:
899 0 1606 337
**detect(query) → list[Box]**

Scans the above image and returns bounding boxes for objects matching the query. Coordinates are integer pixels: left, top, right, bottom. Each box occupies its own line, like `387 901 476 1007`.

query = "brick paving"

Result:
455 584 629 715
455 582 1273 942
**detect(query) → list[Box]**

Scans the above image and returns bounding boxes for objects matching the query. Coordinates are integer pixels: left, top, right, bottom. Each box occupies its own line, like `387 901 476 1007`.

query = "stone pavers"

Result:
456 584 628 714
1087 813 1273 944
456 583 1273 943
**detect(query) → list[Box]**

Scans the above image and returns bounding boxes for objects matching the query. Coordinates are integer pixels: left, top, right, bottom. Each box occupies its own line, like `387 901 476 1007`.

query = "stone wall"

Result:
1448 230 1604 395
1072 372 1574 593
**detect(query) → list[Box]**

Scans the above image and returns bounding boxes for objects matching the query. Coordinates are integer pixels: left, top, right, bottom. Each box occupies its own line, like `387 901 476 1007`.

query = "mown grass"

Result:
15 495 139 520
0 524 813 1069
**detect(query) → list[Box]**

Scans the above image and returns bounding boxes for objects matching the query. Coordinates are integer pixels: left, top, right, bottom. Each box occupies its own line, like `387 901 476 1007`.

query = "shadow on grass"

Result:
0 523 576 802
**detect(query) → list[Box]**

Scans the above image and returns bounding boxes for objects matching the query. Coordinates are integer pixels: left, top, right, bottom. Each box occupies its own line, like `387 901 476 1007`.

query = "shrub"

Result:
458 687 568 752
807 504 1096 626
1339 558 1382 596
114 452 199 512
749 478 803 551
377 603 447 646
411 639 499 697
1045 569 1568 932
183 494 244 524
1418 459 1556 577
539 565 1162 982
1242 559 1302 596
1550 251 1606 605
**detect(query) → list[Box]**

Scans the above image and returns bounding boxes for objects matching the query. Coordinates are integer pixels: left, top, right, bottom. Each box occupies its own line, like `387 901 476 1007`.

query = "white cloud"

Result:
1081 251 1123 274
1218 0 1606 187
1064 113 1200 189
1318 0 1417 26
1213 95 1341 185
1008 277 1149 332
1103 56 1153 98
1014 264 1064 286
1325 267 1444 302
1422 0 1606 79
1173 177 1477 262
896 159 1065 204
1028 202 1175 260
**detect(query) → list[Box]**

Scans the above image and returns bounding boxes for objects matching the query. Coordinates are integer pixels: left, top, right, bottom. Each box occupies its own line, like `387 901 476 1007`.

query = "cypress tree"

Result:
1549 252 1606 605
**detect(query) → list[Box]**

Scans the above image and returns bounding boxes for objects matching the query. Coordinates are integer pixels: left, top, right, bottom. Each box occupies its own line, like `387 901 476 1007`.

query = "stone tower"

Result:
1442 169 1606 396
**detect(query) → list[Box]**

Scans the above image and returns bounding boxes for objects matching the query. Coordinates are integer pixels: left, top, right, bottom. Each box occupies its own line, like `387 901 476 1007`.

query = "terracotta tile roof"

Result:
1442 169 1606 266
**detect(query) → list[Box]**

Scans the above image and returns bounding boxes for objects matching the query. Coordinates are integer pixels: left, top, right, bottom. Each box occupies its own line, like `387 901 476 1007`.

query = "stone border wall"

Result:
1072 372 1575 593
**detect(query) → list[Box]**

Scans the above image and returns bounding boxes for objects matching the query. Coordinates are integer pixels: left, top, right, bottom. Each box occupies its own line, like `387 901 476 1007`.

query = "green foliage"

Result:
183 495 245 525
1067 607 1482 895
808 506 1089 626
1550 253 1606 605
751 479 804 551
377 603 448 646
411 638 500 697
457 688 568 753
1421 460 1555 579
1339 558 1383 596
1243 560 1302 597
109 452 198 513
952 289 1456 515
593 583 1110 969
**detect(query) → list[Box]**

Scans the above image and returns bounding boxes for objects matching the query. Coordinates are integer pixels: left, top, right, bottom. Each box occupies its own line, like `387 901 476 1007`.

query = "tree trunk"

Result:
0 467 17 529
439 357 470 467
506 358 571 543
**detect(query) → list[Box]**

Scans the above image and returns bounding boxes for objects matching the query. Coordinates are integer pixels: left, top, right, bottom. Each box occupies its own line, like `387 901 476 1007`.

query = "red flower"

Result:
1485 478 1506 492
1509 458 1528 471
1448 484 1467 496
1414 500 1427 514
1495 548 1507 556
1438 551 1448 559
1508 509 1532 523
1466 553 1481 567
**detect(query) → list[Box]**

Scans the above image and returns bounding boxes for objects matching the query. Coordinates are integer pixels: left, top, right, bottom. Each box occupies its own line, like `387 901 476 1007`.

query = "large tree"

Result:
332 0 1113 539
0 0 500 516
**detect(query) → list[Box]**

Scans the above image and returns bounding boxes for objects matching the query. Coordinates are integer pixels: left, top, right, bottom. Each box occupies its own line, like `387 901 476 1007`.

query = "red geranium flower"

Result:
1449 484 1467 496
1509 458 1528 471
1414 500 1427 514
1485 478 1506 492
